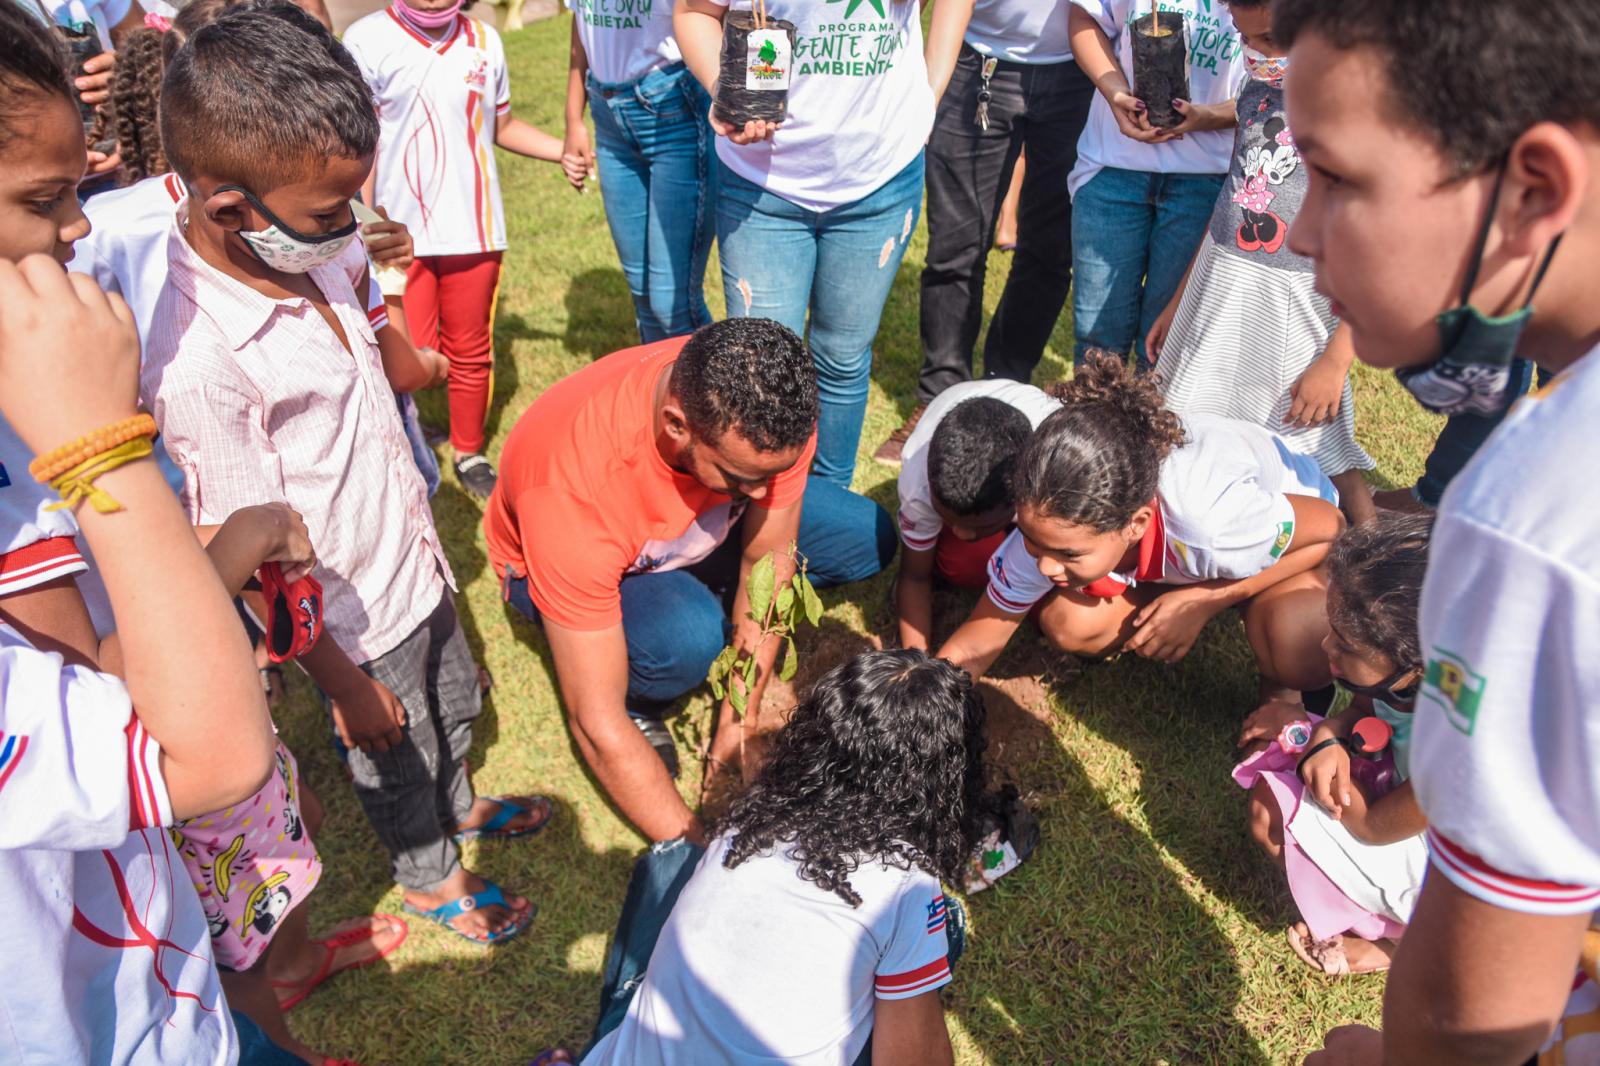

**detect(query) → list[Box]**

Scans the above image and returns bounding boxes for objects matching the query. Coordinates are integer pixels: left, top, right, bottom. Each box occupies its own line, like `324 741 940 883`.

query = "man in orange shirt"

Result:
485 319 896 841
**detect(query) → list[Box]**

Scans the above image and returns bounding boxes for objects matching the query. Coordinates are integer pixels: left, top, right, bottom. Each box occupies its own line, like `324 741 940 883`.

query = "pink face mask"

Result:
395 0 463 29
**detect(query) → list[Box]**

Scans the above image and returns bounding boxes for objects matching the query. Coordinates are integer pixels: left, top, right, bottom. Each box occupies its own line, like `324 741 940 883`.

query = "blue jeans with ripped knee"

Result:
715 153 925 487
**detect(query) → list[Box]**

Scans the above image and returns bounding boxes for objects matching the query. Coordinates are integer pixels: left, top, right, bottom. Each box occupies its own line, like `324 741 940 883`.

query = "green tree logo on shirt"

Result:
824 0 886 18
1421 648 1486 735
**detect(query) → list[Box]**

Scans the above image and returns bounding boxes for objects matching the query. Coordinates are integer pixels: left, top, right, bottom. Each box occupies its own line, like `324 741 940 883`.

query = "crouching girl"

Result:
1235 513 1433 975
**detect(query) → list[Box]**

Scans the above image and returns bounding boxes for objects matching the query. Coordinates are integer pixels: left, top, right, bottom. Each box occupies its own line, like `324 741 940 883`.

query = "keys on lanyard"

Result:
975 56 998 131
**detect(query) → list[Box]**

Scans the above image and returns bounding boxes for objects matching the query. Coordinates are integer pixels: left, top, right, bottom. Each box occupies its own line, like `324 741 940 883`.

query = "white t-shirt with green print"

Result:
706 0 934 211
1067 0 1244 197
568 0 682 85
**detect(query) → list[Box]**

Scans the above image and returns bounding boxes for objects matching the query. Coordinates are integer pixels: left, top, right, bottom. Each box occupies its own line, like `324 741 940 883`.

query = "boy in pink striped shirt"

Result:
140 4 550 946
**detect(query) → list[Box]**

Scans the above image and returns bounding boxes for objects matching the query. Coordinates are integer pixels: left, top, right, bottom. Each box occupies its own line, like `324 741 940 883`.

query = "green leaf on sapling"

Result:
747 553 776 623
729 683 747 716
800 575 824 626
778 634 798 681
775 585 794 620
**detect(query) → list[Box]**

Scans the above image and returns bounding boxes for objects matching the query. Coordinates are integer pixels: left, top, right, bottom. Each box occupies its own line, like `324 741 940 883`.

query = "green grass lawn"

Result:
284 15 1447 1063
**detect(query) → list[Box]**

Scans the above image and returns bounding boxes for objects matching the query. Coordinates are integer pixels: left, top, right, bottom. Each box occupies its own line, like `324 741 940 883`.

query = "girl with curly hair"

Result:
937 352 1346 719
581 649 986 1066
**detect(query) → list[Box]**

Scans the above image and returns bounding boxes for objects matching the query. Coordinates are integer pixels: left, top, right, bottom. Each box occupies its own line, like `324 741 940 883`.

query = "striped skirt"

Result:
1156 234 1374 477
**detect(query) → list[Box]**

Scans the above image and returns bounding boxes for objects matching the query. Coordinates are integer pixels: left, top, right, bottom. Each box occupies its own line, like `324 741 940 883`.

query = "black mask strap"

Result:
1457 158 1565 311
214 183 358 245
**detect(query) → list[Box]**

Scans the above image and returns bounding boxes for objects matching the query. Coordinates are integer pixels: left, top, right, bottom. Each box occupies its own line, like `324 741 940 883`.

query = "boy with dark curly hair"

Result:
580 649 984 1065
892 380 1061 652
486 318 898 840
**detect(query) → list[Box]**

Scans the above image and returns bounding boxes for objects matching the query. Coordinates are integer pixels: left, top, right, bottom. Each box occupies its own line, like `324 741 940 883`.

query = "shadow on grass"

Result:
952 680 1267 1064
561 267 637 361
1034 620 1301 937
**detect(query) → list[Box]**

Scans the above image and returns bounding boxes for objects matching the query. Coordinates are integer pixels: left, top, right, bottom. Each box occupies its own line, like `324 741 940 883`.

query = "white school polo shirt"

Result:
343 10 512 256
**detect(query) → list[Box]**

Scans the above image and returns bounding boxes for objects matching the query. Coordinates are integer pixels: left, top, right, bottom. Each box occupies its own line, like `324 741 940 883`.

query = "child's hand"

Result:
1301 729 1354 819
246 502 316 583
329 673 407 754
1122 586 1218 662
561 123 595 191
1237 697 1305 749
1287 353 1348 429
362 208 414 273
419 347 450 388
75 50 115 107
0 257 140 454
1145 297 1179 364
85 145 123 178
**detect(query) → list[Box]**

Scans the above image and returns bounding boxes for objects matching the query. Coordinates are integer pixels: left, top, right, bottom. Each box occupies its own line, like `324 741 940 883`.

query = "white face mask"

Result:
216 183 359 274
1242 46 1288 85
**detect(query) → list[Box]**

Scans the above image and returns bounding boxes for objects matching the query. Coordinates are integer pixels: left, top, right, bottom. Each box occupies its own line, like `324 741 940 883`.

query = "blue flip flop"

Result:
454 795 554 843
401 881 536 945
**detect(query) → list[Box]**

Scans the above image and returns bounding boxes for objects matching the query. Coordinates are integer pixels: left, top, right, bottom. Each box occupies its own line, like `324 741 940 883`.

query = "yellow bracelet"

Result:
45 436 155 514
29 413 159 485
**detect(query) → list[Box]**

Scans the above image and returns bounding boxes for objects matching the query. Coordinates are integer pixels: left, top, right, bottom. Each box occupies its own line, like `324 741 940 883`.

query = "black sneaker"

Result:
453 453 497 499
628 712 680 779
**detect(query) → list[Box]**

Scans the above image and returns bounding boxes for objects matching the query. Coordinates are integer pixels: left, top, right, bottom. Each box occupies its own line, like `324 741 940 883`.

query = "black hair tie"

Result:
1296 736 1348 779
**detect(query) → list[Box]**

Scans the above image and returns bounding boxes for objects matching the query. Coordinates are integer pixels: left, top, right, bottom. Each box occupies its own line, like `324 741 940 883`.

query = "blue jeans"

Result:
716 153 926 486
232 1009 301 1065
589 63 716 343
1070 166 1225 368
1415 359 1542 506
396 391 440 498
504 479 896 714
583 838 968 1062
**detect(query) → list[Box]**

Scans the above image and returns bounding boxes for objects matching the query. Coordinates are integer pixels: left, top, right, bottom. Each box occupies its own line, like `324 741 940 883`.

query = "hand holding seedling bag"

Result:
710 1 795 140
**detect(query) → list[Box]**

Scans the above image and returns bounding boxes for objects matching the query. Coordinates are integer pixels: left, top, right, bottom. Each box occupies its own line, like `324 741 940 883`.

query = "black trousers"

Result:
917 46 1096 400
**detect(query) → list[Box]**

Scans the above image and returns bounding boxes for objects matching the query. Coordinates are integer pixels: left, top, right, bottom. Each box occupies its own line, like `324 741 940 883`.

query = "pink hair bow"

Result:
143 10 172 31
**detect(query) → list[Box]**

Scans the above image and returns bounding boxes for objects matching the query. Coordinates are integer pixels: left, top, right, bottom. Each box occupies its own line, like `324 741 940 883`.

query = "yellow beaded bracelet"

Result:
44 435 155 514
29 413 158 485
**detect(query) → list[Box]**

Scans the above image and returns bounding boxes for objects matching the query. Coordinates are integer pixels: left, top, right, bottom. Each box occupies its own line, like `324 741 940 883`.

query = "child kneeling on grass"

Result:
575 649 986 1066
937 352 1345 720
141 4 550 947
1235 512 1432 976
894 379 1063 653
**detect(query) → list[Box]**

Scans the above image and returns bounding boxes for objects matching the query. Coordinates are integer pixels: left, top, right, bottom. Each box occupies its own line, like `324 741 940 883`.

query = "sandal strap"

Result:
424 883 509 924
319 916 394 951
476 797 527 835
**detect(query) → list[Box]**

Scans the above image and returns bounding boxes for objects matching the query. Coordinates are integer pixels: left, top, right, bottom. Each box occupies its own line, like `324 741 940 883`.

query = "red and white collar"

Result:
1077 499 1167 599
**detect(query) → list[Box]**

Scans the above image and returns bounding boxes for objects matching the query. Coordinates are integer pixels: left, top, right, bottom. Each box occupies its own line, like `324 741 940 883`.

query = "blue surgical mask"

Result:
1395 161 1564 417
216 183 358 274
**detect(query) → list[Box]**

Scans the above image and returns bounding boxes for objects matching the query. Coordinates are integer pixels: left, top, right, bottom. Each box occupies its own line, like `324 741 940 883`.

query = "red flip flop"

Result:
273 914 409 1011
